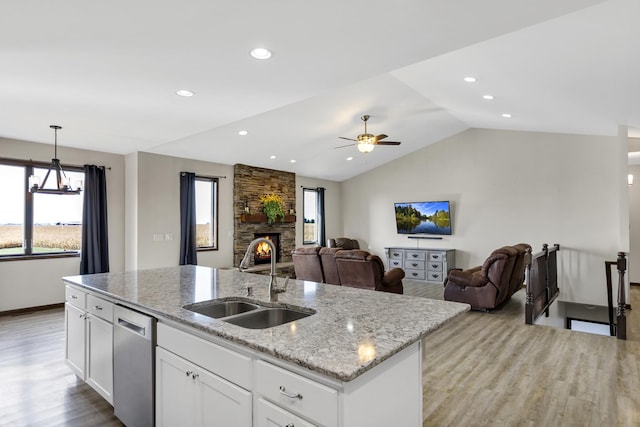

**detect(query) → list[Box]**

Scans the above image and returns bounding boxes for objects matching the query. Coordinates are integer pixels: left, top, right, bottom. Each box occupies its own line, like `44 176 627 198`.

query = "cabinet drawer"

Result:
86 295 114 323
256 360 338 427
404 269 426 280
405 250 426 261
426 271 444 282
428 252 446 262
158 323 252 390
404 259 425 270
389 249 404 259
65 286 86 310
389 259 403 268
427 262 443 272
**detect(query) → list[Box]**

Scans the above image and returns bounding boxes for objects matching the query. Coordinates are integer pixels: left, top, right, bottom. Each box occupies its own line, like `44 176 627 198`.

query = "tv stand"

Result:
385 247 455 284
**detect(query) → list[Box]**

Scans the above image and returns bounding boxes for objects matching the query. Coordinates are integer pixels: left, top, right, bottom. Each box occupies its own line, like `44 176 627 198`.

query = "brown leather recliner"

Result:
509 243 532 296
327 238 360 250
334 250 404 294
444 245 522 310
291 246 325 283
319 247 341 285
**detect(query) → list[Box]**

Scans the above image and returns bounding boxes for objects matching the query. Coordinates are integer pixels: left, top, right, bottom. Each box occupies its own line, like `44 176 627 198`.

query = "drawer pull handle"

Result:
93 305 103 310
412 272 418 277
412 263 418 267
285 424 295 427
412 254 418 258
185 370 193 377
432 264 438 268
71 295 78 299
393 253 399 256
433 255 439 259
279 386 303 400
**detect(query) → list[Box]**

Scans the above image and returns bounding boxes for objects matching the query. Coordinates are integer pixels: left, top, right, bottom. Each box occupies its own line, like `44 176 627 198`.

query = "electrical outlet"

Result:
165 233 173 241
153 234 164 241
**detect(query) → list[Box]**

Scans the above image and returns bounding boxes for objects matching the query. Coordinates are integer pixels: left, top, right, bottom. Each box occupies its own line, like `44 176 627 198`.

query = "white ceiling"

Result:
2 0 639 181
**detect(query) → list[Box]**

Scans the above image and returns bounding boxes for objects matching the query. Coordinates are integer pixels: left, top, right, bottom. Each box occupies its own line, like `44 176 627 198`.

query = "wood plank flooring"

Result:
0 308 122 427
402 280 640 426
1 283 639 426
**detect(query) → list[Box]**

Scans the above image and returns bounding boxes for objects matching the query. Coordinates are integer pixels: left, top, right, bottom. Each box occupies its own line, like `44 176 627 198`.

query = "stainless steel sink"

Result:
184 300 260 318
223 307 313 329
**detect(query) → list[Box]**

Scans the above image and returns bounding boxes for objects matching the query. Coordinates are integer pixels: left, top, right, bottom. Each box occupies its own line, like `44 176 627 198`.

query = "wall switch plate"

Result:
164 233 173 241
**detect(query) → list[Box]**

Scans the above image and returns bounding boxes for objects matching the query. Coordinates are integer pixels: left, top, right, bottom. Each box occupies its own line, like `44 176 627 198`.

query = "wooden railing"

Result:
604 252 627 340
525 244 560 325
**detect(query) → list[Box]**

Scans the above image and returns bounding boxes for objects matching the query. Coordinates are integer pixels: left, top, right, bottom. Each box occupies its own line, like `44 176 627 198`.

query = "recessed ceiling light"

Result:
346 157 353 161
464 76 476 83
238 130 248 136
483 95 494 100
270 155 276 159
290 159 296 163
502 113 512 118
250 48 272 60
176 89 194 97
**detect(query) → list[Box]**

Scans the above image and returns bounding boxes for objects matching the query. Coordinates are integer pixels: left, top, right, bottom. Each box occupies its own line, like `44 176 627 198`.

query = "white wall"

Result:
342 128 624 305
132 152 235 270
295 176 343 247
0 137 125 311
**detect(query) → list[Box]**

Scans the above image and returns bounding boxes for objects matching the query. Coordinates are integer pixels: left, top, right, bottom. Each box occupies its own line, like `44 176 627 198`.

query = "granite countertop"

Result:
62 265 469 382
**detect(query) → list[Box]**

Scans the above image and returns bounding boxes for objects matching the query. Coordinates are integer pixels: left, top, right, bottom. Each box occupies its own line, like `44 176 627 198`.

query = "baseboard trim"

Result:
0 303 64 317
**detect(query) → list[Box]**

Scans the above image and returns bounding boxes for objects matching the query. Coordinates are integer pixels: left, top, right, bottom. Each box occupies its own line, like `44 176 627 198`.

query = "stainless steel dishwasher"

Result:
113 305 156 427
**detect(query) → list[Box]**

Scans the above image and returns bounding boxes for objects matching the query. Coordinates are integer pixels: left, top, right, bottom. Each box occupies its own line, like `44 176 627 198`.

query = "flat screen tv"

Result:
394 201 452 235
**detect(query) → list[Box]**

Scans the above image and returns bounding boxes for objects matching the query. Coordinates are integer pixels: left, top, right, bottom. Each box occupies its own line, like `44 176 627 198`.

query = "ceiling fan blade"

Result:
374 134 388 141
339 136 358 142
334 143 356 149
376 141 401 146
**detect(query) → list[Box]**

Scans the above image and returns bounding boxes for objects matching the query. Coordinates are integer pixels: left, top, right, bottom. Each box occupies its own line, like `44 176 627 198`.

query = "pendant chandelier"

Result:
29 125 82 195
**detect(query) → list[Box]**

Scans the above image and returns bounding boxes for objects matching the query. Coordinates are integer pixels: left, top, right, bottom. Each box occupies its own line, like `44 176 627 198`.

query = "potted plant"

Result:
259 193 285 224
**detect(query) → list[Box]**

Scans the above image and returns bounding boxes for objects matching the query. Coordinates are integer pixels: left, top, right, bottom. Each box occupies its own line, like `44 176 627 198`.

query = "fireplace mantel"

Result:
241 214 296 224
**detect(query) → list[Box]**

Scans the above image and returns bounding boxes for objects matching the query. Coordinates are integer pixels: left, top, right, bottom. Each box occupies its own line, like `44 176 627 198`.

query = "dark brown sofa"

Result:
334 250 404 294
291 246 325 282
444 243 531 310
327 238 360 250
292 247 404 294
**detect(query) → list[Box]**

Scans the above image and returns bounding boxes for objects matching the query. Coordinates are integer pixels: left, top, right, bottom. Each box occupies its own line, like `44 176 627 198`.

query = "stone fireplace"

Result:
253 232 281 265
233 164 296 269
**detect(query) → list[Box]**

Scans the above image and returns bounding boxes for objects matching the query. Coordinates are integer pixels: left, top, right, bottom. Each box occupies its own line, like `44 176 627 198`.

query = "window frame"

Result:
303 187 319 245
195 175 219 252
0 157 84 261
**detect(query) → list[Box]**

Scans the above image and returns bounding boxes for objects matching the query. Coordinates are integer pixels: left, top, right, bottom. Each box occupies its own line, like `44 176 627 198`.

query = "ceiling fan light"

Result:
358 142 374 153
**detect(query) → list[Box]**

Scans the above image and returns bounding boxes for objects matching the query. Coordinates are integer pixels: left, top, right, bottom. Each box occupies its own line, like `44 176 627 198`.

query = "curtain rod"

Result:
181 171 227 179
300 186 326 190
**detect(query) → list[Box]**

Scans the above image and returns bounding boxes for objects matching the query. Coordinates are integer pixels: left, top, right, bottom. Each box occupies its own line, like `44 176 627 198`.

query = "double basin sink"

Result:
184 299 315 329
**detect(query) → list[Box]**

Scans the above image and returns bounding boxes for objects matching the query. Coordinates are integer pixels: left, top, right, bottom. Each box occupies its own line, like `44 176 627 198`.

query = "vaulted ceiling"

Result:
2 0 638 181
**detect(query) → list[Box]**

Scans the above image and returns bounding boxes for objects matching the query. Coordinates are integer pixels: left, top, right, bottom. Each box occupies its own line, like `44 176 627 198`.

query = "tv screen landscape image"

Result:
394 201 452 235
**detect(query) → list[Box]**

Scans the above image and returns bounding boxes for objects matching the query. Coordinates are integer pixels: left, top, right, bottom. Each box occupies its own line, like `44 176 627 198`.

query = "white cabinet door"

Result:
65 303 86 379
197 366 252 427
255 398 315 427
156 347 197 427
86 314 114 404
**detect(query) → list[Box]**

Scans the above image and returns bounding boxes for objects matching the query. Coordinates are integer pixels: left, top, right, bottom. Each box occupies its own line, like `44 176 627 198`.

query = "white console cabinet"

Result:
385 247 455 284
64 285 114 404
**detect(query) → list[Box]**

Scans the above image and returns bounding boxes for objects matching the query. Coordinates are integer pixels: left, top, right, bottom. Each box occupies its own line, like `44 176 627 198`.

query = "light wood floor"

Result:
403 280 640 426
1 284 639 426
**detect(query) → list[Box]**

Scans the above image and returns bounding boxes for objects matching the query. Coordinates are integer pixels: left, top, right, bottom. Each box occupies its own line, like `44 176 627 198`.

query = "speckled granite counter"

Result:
63 265 469 382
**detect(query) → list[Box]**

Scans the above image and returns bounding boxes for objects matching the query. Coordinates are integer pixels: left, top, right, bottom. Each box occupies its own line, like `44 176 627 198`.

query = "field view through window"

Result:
0 164 84 256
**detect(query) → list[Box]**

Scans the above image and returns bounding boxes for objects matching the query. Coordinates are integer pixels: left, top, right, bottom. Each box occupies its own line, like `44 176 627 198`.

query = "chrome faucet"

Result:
239 237 288 302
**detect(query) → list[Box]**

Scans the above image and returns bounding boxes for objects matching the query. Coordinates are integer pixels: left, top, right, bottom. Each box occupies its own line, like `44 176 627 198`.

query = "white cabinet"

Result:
64 285 114 404
255 398 315 427
156 346 252 427
385 247 455 284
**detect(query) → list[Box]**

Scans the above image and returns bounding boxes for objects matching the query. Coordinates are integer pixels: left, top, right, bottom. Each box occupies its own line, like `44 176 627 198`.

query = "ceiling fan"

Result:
337 115 401 153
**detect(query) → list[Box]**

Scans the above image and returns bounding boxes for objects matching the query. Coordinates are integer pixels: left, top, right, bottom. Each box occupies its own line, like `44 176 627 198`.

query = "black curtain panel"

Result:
316 187 326 247
179 172 198 265
80 165 110 274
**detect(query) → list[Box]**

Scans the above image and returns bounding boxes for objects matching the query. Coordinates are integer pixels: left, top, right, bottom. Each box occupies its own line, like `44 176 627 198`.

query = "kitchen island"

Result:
63 265 469 426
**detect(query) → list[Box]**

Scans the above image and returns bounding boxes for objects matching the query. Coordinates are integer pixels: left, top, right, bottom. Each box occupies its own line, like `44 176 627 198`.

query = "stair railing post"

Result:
616 252 627 340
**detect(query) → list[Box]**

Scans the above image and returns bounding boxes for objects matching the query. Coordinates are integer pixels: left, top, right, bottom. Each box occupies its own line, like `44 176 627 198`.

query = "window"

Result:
303 188 318 244
195 176 218 250
0 160 84 258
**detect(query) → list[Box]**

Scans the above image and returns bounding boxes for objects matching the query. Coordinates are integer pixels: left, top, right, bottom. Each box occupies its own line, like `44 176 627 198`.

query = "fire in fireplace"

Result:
253 233 281 265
